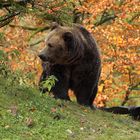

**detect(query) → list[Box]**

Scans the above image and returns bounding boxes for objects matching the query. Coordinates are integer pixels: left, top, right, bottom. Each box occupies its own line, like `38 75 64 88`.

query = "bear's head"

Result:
38 23 83 65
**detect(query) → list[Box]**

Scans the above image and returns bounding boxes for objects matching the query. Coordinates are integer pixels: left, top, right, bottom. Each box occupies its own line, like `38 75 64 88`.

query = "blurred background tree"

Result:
0 0 140 107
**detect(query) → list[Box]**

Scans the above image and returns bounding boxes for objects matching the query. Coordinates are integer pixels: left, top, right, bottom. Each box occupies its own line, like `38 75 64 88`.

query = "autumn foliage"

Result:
0 0 139 107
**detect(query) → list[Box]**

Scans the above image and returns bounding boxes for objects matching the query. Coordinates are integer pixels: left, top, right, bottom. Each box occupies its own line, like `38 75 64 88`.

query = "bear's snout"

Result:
38 53 48 62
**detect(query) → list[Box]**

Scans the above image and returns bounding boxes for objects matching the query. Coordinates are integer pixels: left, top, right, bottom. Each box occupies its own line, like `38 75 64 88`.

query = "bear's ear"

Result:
63 32 73 43
50 22 59 30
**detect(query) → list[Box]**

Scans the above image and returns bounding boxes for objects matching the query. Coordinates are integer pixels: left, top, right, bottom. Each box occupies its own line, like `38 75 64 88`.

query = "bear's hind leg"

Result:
89 85 98 105
89 85 98 108
72 71 99 107
74 82 96 107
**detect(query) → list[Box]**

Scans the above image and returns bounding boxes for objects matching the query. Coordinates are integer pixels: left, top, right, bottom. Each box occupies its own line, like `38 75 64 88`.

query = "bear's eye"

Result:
48 43 53 48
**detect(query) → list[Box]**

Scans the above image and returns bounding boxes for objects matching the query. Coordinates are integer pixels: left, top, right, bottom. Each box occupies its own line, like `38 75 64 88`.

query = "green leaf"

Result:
42 75 58 92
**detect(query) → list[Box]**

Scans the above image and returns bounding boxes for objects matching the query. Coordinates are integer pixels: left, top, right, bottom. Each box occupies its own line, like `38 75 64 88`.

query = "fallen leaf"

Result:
25 117 34 127
10 105 18 116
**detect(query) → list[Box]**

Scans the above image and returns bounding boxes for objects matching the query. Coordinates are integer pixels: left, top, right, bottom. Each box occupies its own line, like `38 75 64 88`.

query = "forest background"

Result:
0 0 140 107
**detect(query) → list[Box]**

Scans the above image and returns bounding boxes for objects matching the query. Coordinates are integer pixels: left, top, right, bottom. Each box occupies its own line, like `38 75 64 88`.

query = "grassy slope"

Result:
0 77 140 140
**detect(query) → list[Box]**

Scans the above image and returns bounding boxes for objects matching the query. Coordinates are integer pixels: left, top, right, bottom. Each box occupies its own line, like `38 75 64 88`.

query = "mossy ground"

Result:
0 76 140 140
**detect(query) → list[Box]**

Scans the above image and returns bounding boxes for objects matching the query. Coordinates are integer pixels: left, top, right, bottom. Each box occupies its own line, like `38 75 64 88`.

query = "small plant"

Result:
41 75 58 93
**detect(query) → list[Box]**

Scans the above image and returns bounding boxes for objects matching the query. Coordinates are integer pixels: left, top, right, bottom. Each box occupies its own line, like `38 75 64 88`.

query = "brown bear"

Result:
39 22 101 107
39 23 140 120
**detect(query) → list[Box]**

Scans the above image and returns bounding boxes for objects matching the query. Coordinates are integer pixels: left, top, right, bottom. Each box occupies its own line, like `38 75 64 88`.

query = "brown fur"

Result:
39 23 101 106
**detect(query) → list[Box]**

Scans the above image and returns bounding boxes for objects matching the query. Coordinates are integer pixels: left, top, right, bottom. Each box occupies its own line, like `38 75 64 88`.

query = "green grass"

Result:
0 75 140 140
